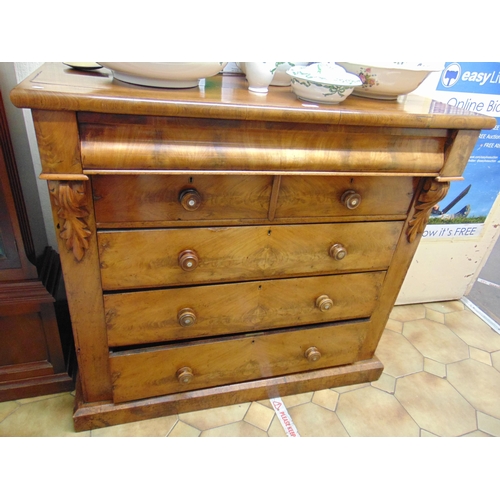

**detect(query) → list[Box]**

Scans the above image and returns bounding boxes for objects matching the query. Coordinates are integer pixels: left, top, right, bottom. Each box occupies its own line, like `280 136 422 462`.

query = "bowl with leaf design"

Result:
286 63 362 104
336 62 443 100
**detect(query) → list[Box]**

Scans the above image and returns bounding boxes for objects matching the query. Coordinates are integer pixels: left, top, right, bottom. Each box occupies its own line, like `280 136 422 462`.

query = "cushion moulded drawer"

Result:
104 271 386 346
98 221 403 290
109 319 371 403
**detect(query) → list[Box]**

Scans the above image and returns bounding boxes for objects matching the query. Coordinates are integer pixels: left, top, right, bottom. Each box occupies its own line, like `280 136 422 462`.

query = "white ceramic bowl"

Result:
98 62 228 88
336 62 443 100
286 63 362 104
271 62 310 86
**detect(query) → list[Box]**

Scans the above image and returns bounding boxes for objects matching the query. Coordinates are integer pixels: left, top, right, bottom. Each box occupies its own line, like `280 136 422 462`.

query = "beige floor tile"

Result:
244 402 274 431
337 386 419 437
0 401 20 423
91 415 178 437
257 399 272 409
395 371 477 437
0 393 89 437
280 392 313 407
445 310 500 352
420 429 439 437
201 421 268 437
371 373 396 393
425 301 464 314
312 389 339 411
288 402 349 437
385 318 403 333
447 359 500 420
460 430 492 437
390 304 426 322
403 319 469 364
179 403 250 431
425 308 445 324
16 392 70 405
333 382 371 394
168 421 201 437
375 329 423 378
492 351 500 371
267 415 287 437
477 412 500 437
469 347 492 366
424 358 447 378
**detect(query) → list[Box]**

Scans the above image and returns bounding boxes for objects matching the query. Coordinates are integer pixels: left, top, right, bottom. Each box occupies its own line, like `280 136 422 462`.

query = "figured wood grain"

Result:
104 271 385 346
79 118 447 173
275 175 416 218
109 320 371 403
32 110 82 175
441 129 482 179
98 221 403 290
92 174 273 223
10 64 496 131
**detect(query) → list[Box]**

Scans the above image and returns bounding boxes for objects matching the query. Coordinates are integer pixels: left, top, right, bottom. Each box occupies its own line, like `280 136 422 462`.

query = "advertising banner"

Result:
421 62 500 239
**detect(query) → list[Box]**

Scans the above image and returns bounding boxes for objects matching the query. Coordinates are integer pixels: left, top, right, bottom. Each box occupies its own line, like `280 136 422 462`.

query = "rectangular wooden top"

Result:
10 63 496 130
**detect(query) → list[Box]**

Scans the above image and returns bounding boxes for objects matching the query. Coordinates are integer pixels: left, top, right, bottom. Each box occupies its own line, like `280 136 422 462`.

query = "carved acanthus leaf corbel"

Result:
48 180 92 261
407 179 450 243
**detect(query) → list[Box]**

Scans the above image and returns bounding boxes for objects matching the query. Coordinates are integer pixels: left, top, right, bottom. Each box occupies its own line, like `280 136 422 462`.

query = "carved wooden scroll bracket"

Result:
407 179 450 243
48 180 92 261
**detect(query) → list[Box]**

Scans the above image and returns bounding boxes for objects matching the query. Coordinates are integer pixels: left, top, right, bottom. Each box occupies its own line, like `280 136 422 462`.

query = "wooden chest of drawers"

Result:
11 63 495 430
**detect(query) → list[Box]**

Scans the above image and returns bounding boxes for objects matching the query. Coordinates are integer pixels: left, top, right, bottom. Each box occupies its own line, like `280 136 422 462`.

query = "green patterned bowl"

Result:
286 63 362 104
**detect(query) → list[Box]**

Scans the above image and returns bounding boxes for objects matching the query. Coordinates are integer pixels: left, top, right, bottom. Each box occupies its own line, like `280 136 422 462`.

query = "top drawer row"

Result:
92 174 417 225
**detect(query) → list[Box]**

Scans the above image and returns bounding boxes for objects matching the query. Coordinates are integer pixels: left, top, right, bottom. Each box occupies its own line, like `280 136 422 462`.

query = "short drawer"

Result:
92 174 273 224
109 319 370 403
275 176 416 218
98 221 402 290
105 271 385 346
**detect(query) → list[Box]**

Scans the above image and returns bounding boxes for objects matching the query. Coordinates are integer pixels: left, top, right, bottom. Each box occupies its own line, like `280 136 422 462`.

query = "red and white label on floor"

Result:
270 397 301 437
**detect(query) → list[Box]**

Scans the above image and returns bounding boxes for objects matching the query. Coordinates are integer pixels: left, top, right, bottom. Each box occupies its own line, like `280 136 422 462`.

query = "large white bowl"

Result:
336 62 443 100
98 62 228 88
287 63 362 104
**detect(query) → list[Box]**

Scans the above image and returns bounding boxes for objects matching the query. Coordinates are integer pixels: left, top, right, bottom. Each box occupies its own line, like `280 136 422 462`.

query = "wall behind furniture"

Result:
0 62 56 257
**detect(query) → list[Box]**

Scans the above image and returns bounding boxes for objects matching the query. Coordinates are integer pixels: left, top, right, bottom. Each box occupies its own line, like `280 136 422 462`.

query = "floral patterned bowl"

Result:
336 62 443 100
286 63 362 104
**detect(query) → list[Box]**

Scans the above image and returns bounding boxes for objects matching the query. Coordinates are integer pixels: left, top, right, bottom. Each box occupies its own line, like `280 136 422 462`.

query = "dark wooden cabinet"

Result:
0 91 74 401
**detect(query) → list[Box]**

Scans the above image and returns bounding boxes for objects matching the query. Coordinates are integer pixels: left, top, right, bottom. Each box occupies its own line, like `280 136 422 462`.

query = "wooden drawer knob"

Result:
316 294 333 312
305 347 321 362
178 308 197 327
176 367 194 384
179 189 202 211
329 243 347 260
341 190 361 210
178 250 199 271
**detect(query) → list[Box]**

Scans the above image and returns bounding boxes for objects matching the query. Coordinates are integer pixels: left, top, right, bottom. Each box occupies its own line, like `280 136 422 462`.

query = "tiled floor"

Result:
1 300 500 437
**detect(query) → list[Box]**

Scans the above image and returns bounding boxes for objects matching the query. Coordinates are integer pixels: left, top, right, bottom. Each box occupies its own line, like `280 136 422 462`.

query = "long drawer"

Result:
92 174 416 225
98 221 402 290
104 271 385 346
109 319 371 403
